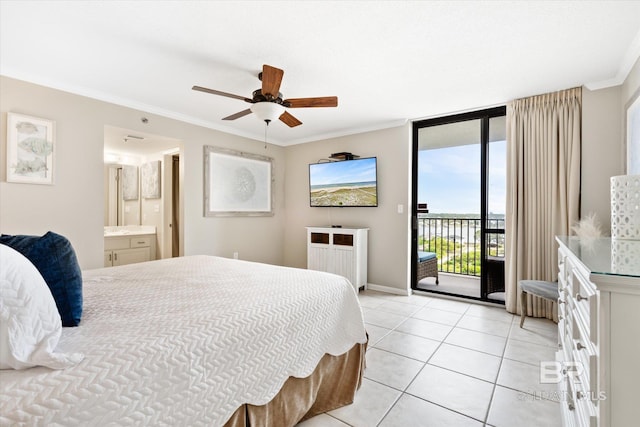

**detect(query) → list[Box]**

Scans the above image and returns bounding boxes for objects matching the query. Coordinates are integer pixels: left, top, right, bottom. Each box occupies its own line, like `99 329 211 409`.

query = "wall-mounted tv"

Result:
309 157 378 207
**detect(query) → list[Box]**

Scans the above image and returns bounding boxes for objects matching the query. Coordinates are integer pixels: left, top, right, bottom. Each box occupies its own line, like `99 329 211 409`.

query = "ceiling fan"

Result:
192 64 338 127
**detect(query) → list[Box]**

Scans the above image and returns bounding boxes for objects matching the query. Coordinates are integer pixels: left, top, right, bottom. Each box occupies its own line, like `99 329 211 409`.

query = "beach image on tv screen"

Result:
310 158 377 206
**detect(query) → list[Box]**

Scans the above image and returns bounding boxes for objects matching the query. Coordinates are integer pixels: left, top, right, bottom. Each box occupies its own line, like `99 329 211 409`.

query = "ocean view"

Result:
310 181 377 191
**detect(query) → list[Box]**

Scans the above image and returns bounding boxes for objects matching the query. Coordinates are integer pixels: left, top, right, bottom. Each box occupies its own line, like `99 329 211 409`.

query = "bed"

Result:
0 253 368 426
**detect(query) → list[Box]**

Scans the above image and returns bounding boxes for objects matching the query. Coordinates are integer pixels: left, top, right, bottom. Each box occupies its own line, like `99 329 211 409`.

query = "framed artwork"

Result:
122 165 139 201
626 88 640 175
141 160 161 199
6 113 55 184
204 146 274 217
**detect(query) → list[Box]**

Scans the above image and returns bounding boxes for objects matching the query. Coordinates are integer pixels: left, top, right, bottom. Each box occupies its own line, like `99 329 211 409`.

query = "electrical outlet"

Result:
233 252 239 260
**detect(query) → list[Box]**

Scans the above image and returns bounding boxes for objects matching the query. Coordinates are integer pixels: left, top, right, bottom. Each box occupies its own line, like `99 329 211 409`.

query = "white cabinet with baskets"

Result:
306 227 368 293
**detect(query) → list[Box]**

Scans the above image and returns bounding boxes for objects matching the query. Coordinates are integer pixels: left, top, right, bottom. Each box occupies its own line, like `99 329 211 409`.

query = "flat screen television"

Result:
309 157 378 207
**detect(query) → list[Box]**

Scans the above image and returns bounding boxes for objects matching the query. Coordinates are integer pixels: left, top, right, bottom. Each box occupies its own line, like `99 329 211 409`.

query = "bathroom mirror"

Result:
104 164 141 226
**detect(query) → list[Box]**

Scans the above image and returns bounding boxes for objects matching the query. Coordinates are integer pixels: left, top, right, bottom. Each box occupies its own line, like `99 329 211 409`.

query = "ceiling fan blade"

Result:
285 96 338 108
279 111 302 127
222 109 252 120
192 86 251 102
261 64 284 98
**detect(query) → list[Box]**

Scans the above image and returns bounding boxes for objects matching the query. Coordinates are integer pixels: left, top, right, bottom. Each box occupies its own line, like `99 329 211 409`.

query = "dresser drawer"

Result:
105 235 153 250
561 258 575 296
572 315 598 399
557 350 577 427
558 250 567 281
105 237 131 250
130 236 151 248
571 271 598 347
560 317 574 364
575 381 599 427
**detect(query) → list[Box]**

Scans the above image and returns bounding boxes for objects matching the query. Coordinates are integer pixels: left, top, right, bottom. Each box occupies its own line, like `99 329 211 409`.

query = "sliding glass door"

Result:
411 107 506 302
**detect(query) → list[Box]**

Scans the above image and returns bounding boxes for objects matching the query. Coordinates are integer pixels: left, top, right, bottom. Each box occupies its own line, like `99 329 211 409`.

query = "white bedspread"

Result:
0 256 367 426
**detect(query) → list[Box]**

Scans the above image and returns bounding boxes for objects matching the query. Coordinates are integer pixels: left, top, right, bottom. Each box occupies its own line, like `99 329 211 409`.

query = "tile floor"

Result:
298 290 562 427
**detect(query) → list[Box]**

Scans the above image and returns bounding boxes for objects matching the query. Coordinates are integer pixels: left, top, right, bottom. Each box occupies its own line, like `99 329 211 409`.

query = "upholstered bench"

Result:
417 251 439 284
519 280 559 327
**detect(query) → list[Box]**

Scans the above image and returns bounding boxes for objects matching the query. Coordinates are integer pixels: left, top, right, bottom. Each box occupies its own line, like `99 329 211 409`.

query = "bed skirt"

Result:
224 340 367 427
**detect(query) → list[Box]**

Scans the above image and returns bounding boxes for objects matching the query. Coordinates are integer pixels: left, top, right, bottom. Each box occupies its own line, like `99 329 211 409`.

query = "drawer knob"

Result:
558 299 566 305
568 402 575 411
576 391 586 399
575 293 588 302
576 342 585 351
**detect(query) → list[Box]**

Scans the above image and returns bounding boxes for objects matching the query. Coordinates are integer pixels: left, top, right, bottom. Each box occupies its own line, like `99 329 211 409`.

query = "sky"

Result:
309 157 377 186
418 141 506 215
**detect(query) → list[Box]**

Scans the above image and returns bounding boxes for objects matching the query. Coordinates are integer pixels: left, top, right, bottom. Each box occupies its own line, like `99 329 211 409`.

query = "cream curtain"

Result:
505 87 581 319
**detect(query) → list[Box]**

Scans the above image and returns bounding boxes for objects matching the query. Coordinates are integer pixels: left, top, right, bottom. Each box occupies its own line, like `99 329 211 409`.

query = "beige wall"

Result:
581 57 640 232
1 77 105 269
622 57 640 174
285 73 640 290
582 86 622 233
622 57 640 108
0 76 287 269
283 125 412 293
3 59 639 286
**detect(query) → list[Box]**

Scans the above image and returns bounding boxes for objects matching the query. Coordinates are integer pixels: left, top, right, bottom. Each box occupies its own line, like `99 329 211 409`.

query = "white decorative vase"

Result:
610 175 640 240
611 239 640 274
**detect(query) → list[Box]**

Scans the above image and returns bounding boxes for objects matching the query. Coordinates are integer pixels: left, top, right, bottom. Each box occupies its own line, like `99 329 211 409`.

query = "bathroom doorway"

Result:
103 125 183 259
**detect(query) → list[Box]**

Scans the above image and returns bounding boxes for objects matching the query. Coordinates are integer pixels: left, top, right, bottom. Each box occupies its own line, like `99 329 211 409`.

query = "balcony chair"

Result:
519 280 559 328
417 251 439 285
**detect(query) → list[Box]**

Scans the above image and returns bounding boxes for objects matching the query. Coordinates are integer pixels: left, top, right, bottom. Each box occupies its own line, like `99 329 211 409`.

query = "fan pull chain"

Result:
264 120 270 149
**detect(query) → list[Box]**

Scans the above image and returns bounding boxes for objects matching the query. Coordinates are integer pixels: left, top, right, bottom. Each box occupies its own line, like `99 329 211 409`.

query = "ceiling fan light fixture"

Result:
193 64 336 128
250 102 285 124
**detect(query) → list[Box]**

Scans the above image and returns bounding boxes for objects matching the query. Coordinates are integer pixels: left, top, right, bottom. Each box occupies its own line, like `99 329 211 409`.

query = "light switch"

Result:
397 204 404 214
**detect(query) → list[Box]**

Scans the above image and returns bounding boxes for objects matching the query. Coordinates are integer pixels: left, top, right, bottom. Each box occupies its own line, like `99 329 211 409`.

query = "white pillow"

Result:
0 244 83 370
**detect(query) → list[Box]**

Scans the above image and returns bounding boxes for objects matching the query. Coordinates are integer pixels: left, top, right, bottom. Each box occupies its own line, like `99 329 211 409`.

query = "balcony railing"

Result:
418 215 505 277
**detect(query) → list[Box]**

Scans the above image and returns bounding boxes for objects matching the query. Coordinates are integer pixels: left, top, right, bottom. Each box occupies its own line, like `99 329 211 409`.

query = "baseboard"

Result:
365 283 411 296
412 288 505 307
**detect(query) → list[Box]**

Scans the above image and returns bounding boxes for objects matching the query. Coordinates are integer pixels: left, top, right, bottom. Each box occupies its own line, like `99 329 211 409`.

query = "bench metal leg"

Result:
520 289 527 328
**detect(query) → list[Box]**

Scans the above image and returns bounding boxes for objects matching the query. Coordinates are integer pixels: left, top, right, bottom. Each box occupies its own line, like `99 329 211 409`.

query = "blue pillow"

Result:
0 232 83 326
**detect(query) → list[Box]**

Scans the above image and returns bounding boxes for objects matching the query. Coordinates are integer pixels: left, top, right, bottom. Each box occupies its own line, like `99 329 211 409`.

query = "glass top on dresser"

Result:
557 236 640 278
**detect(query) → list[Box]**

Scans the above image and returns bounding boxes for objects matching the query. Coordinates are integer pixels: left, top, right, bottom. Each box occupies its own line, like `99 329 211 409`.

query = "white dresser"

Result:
556 236 640 427
306 227 368 293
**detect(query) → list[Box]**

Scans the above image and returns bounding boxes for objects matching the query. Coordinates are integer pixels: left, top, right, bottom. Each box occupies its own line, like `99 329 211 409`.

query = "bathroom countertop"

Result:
104 226 156 237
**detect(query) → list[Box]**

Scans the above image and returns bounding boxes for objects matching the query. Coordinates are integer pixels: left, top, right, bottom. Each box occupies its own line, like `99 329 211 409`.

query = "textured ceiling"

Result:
1 1 639 147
